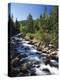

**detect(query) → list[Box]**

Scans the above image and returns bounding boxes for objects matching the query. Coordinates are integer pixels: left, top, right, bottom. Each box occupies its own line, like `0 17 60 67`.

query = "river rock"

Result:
24 35 30 41
31 38 38 44
11 57 20 67
48 44 54 49
42 68 50 73
50 50 58 55
42 47 49 53
49 59 58 67
10 67 20 77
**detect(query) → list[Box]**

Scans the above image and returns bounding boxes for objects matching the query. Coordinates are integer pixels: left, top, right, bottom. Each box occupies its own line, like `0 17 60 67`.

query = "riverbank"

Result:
24 34 58 59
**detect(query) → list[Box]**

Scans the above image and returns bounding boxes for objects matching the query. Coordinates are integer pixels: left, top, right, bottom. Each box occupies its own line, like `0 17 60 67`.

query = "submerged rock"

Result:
42 68 50 73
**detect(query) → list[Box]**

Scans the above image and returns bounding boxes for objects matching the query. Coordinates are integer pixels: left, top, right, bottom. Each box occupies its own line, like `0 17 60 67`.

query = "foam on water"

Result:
20 55 40 62
30 48 38 53
22 40 30 44
22 43 32 47
35 67 49 75
40 63 58 74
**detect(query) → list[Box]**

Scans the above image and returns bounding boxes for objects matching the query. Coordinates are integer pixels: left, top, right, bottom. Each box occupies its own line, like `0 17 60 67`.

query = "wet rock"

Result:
42 47 49 53
45 59 50 65
11 57 20 67
32 64 40 68
19 60 33 72
29 68 36 76
42 68 50 73
50 59 58 67
20 63 29 71
50 50 58 55
44 57 58 68
10 68 20 77
50 55 58 62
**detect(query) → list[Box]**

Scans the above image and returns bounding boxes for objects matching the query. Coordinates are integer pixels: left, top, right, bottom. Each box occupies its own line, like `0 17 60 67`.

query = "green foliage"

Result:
27 14 34 33
20 24 27 35
26 33 34 39
9 6 58 49
34 19 40 32
50 32 58 48
49 6 58 48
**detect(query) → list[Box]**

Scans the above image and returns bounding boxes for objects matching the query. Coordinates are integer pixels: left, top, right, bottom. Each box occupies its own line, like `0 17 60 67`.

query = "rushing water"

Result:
10 33 59 76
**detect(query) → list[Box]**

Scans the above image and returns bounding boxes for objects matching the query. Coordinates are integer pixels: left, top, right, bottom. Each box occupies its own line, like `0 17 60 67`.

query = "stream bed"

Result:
10 33 59 76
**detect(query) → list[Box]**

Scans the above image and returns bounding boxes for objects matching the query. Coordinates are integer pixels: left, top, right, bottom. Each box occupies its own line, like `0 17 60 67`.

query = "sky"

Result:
9 3 53 21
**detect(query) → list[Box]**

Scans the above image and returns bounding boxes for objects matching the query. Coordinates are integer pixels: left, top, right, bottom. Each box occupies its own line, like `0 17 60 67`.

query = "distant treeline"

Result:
8 6 58 48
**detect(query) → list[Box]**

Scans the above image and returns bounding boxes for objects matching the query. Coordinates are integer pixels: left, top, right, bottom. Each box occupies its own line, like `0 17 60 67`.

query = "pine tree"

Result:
49 6 58 48
27 14 34 33
8 14 16 36
15 18 20 32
